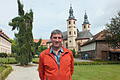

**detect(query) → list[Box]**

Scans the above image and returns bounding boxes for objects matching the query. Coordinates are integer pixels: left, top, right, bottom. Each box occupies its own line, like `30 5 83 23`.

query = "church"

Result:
62 5 93 53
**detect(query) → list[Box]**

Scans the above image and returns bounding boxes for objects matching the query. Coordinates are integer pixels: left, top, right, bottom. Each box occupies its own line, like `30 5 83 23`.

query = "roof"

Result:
81 30 108 46
33 39 49 46
62 30 93 40
0 30 11 42
63 31 67 40
76 30 93 40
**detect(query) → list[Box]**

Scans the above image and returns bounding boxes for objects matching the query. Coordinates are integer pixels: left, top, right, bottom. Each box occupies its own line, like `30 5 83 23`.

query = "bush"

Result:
32 58 39 64
0 58 17 64
0 53 7 58
0 65 12 80
74 61 120 65
7 53 16 57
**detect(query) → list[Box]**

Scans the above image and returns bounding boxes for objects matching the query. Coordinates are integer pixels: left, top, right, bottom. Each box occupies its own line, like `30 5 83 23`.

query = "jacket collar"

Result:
45 46 69 56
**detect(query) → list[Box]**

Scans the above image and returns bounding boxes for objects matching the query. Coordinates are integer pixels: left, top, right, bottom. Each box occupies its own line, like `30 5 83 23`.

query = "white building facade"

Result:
0 29 11 54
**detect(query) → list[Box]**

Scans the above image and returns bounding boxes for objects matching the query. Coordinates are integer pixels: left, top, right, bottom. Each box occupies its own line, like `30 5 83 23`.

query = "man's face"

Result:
51 34 63 48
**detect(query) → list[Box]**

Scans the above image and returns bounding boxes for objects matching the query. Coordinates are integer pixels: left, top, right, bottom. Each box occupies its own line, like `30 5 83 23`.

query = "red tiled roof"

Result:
33 39 49 46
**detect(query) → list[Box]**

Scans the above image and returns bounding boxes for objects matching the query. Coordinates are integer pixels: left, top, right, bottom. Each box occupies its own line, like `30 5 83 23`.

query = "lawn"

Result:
73 65 120 80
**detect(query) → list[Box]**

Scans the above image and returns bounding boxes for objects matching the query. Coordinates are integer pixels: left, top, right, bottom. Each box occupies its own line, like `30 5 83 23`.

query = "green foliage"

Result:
9 39 18 54
0 65 12 80
74 61 120 65
71 49 76 57
32 58 39 63
32 39 42 56
38 46 47 53
0 53 7 58
9 0 34 65
0 58 17 64
106 11 120 48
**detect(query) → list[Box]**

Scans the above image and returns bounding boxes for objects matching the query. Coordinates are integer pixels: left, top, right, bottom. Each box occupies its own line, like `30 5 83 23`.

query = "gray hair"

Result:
50 29 63 38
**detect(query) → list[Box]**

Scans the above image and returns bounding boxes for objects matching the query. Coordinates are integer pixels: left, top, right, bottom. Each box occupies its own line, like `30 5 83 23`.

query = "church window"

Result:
69 40 71 43
69 31 71 35
74 21 75 24
84 26 86 28
66 43 68 48
74 31 76 35
69 21 71 24
88 25 90 28
69 26 71 28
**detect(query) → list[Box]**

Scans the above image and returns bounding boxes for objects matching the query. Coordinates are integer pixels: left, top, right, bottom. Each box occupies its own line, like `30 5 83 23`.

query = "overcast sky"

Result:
0 0 120 39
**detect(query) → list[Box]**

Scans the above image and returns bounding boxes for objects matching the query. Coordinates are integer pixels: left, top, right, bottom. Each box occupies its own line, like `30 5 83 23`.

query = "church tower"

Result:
67 5 77 50
82 11 91 31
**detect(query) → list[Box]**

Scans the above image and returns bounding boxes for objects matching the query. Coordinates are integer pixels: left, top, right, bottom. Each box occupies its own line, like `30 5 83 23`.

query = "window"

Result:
88 25 90 28
74 31 76 35
66 43 68 48
69 31 71 35
69 21 71 24
69 26 71 28
84 26 86 28
69 40 71 43
74 21 75 24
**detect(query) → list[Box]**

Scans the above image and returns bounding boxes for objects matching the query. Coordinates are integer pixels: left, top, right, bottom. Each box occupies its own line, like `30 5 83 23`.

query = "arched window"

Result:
66 42 68 48
69 26 71 28
74 31 76 35
69 31 71 35
74 21 75 24
69 21 71 24
84 26 86 28
88 25 90 28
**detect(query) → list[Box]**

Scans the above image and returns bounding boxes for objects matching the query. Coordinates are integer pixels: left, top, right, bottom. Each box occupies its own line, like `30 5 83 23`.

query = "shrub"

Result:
0 58 17 64
0 65 12 80
0 53 7 58
74 61 120 65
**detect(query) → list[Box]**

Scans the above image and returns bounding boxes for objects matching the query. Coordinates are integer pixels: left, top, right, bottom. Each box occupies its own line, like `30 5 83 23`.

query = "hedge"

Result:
0 58 17 64
0 65 12 80
74 61 120 65
32 58 120 65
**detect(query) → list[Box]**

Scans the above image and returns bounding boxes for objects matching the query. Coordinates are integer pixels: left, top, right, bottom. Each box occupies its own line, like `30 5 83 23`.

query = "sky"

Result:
0 0 120 39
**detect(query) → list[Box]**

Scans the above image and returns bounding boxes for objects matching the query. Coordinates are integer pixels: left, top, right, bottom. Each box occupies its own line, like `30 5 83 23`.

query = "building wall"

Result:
67 19 77 50
96 41 109 59
76 39 89 52
0 36 11 54
82 24 91 31
81 42 96 52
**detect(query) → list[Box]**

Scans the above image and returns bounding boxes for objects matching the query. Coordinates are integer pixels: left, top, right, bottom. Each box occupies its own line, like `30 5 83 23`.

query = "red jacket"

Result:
38 47 74 80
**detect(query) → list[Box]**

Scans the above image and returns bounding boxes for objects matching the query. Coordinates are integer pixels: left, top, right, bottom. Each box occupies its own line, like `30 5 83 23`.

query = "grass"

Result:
73 65 120 80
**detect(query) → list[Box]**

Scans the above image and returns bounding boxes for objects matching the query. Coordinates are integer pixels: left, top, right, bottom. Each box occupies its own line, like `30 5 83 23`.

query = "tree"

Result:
32 39 42 56
106 11 120 48
9 39 18 54
38 46 47 54
71 49 76 57
9 0 33 65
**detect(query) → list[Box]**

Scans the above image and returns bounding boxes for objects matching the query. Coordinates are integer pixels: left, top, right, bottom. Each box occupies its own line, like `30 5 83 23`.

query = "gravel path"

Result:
6 64 40 80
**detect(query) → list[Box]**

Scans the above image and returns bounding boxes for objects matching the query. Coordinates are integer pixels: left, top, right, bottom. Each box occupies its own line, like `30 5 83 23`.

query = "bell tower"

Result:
82 11 91 31
67 5 77 50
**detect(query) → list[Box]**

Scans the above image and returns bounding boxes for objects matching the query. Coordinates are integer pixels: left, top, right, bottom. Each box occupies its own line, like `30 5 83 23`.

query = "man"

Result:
38 29 74 80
